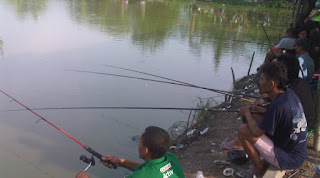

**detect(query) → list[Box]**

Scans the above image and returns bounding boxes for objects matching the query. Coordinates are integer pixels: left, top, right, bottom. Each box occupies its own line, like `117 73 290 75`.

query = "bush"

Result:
196 0 294 9
265 0 293 8
205 0 256 6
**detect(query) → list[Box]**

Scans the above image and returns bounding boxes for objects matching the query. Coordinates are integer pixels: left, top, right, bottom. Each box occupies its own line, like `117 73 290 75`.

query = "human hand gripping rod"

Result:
84 146 117 169
0 89 117 169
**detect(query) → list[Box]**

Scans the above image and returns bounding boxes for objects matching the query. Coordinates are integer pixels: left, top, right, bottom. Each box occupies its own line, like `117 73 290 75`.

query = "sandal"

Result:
221 141 244 150
236 169 254 178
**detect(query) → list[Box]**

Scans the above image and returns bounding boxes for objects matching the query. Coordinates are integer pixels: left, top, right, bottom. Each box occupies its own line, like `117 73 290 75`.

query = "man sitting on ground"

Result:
76 126 185 178
236 62 308 177
221 54 314 150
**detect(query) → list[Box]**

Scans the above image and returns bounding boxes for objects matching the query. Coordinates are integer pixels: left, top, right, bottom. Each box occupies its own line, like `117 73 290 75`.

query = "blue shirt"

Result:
258 88 308 170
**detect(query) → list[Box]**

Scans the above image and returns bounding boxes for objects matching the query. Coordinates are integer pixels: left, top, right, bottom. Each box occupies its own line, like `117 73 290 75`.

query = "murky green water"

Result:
0 0 291 177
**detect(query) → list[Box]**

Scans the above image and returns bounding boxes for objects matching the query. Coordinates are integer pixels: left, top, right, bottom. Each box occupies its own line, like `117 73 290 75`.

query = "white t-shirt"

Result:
297 56 308 79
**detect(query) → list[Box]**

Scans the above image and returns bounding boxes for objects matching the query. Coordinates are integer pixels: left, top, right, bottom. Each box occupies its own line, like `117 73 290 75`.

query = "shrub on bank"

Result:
264 0 293 8
196 0 293 9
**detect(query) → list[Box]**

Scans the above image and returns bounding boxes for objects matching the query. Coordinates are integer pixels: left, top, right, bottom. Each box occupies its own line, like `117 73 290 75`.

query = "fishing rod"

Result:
1 106 245 112
2 105 263 125
261 23 273 47
66 69 260 99
102 64 192 86
261 23 277 57
102 64 247 93
0 89 117 171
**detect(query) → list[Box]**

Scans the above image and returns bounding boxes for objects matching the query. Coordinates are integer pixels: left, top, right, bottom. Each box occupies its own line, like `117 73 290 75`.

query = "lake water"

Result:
0 0 291 177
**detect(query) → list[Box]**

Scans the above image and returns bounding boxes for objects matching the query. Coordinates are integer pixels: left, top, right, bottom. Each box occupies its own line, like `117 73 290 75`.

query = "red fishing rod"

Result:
0 89 116 170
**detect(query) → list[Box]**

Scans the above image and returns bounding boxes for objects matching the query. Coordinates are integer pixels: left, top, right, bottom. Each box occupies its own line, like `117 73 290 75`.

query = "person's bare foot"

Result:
249 160 270 178
221 138 243 150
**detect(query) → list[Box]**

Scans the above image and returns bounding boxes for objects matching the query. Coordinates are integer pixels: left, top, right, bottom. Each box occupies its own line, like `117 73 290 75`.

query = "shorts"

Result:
253 134 280 169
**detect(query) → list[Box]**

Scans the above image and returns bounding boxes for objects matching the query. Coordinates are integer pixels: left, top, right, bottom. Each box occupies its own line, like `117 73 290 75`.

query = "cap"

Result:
316 2 320 8
272 38 295 50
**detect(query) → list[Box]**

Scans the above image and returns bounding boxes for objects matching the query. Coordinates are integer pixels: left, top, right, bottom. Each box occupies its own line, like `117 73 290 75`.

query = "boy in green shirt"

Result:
76 126 185 178
126 151 184 178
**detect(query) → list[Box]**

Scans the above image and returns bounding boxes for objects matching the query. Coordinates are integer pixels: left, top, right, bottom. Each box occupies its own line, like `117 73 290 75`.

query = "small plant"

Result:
196 97 218 120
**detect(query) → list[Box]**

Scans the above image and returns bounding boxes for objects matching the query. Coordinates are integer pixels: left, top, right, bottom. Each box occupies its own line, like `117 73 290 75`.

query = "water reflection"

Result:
4 0 291 67
67 0 180 53
0 1 292 177
5 0 47 21
68 0 131 37
65 0 290 64
184 3 290 66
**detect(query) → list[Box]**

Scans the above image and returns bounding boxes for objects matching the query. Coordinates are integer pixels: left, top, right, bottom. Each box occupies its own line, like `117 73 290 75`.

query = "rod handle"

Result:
84 146 117 169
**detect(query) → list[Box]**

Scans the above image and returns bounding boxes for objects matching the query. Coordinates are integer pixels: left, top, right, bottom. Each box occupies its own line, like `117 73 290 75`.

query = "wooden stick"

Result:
231 67 236 89
186 110 193 130
247 52 255 76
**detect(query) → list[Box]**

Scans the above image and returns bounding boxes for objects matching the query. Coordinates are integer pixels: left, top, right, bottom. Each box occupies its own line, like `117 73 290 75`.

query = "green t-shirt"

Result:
127 152 185 178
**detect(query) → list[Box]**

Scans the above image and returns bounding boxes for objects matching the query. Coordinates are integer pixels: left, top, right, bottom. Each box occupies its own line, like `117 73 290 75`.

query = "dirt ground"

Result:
171 75 320 178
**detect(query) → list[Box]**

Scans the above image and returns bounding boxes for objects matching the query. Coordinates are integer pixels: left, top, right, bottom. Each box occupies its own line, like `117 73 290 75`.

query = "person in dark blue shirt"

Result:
237 62 308 177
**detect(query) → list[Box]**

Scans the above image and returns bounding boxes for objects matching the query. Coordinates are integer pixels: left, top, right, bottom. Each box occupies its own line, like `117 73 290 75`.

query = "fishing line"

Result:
0 143 51 177
0 89 117 169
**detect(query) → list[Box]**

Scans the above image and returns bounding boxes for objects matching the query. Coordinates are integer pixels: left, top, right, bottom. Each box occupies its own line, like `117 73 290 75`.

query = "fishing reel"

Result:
80 155 96 172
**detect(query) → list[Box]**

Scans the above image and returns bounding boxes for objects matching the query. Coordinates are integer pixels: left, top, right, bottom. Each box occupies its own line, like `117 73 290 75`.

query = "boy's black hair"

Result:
141 126 170 159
